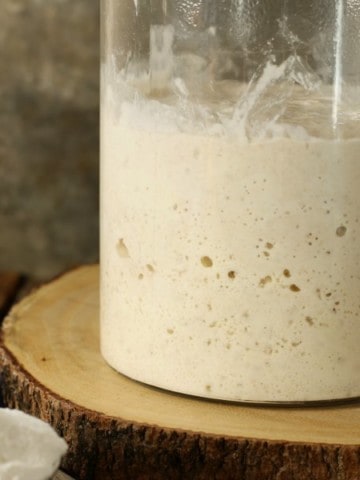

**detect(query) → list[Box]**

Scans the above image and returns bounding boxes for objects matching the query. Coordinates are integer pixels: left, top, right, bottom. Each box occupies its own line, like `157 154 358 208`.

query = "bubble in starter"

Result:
283 269 291 278
201 256 213 267
336 226 347 237
117 238 130 257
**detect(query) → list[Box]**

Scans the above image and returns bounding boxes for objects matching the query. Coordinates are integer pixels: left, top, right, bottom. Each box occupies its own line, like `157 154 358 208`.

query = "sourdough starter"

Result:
101 62 360 403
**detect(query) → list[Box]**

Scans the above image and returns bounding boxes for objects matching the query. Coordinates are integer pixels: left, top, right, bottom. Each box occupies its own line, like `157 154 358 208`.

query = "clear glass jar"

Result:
100 1 360 404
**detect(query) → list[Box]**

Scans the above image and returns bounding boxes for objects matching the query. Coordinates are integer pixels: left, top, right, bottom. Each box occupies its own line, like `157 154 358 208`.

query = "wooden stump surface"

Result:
0 265 359 480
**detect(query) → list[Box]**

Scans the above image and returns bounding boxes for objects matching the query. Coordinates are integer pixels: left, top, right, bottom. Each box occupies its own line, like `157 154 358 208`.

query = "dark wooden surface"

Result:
0 272 24 320
0 272 25 407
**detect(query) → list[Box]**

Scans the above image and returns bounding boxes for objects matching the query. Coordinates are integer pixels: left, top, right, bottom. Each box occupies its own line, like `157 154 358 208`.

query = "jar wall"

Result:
100 0 360 403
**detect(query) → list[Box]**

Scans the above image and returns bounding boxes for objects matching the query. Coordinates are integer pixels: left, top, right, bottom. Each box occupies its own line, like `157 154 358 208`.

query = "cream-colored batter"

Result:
101 101 360 402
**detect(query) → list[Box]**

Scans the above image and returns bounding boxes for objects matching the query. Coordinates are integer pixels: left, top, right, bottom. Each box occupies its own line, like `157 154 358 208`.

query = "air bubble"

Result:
336 226 347 237
201 256 213 267
259 276 272 287
117 238 130 258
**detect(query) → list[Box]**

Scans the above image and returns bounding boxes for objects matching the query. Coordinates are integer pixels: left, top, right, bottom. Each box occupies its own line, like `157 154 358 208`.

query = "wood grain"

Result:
0 265 359 480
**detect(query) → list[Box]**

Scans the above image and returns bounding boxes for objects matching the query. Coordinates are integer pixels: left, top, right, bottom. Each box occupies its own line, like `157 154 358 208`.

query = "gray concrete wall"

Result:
0 0 99 279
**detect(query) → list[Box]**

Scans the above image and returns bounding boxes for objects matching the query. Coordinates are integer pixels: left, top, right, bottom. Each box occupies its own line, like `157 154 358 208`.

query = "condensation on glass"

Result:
100 1 360 404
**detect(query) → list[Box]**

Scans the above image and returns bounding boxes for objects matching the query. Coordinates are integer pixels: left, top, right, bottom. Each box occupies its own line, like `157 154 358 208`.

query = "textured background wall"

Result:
0 0 99 280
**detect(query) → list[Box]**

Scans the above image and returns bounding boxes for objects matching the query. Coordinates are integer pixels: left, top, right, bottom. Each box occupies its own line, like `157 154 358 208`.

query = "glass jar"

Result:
100 1 360 404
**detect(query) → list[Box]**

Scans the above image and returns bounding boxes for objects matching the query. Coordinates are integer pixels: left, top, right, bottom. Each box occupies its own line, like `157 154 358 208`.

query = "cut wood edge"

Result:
53 472 75 480
1 343 359 480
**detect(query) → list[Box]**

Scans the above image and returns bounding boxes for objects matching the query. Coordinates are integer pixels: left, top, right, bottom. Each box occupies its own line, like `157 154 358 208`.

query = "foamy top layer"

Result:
103 25 360 141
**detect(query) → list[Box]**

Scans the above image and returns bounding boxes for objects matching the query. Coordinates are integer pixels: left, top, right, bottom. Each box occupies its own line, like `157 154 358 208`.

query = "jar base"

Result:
104 358 360 408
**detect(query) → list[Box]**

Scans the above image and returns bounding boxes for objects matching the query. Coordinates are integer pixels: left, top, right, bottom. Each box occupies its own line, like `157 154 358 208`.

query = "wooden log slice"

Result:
0 265 359 480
